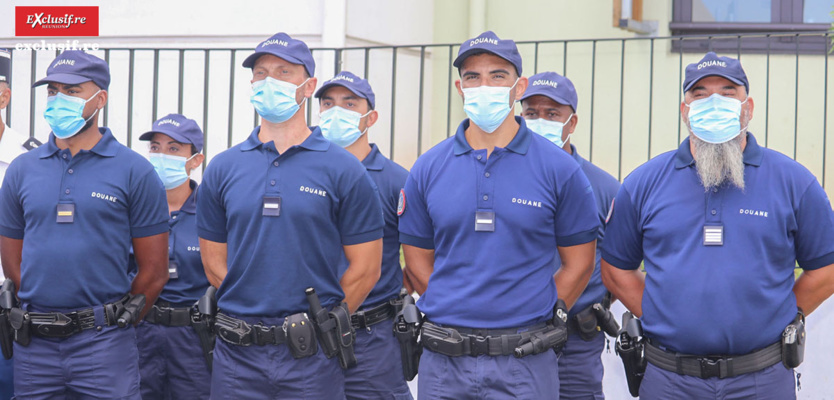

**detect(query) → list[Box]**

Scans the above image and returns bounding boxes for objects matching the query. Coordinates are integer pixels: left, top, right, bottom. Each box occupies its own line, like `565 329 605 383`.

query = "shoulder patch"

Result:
605 198 615 224
397 188 406 216
23 137 42 151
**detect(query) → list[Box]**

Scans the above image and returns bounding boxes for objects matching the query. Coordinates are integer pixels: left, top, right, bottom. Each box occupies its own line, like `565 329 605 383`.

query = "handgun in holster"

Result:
513 299 569 358
191 286 218 370
781 310 805 369
0 279 16 359
306 287 357 369
615 311 646 398
393 288 422 381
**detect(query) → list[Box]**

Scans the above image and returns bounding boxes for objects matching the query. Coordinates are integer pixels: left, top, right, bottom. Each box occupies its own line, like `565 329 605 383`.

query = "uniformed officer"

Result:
197 33 384 399
399 31 599 399
0 50 169 399
134 113 210 399
315 71 413 400
601 52 834 399
521 71 621 400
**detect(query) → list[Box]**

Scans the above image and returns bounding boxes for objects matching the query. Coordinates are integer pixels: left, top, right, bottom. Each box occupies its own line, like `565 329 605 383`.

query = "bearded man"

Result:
600 52 834 400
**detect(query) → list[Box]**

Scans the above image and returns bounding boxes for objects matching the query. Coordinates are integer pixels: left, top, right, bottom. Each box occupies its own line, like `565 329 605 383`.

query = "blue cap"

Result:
242 32 315 77
0 49 10 85
33 50 110 90
139 113 204 152
683 52 749 94
521 72 578 113
314 71 376 109
453 31 522 76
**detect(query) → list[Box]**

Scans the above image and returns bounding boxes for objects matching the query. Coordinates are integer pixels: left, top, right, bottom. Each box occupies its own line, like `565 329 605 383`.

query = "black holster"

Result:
615 311 646 398
306 288 356 369
781 311 805 369
191 286 218 370
513 299 569 358
0 280 16 359
393 288 422 381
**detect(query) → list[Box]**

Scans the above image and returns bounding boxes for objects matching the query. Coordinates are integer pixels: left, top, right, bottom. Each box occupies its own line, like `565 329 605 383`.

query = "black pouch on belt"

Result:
9 308 31 346
574 306 600 341
285 312 318 359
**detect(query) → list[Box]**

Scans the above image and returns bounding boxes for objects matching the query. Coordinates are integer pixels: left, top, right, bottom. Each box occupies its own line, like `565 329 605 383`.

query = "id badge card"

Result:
57 203 75 224
263 196 282 217
168 260 179 279
703 225 724 246
475 211 495 232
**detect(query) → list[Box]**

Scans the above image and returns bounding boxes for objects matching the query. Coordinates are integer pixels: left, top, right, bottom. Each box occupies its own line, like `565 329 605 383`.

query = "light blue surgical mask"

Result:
462 78 519 133
44 90 101 139
319 106 371 148
685 93 749 144
250 77 309 124
526 114 573 147
149 153 196 190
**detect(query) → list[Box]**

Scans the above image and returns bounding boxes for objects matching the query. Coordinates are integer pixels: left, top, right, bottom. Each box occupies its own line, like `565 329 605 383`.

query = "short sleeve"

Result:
0 162 25 239
338 171 384 245
398 170 434 250
599 185 643 270
795 182 834 270
196 164 228 243
554 169 600 247
128 168 169 238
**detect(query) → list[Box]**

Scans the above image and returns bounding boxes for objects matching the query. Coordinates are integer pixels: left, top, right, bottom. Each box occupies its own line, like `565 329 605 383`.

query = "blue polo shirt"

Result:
0 129 169 309
562 145 620 317
399 117 599 328
161 180 209 305
601 133 834 355
197 127 384 317
360 143 408 308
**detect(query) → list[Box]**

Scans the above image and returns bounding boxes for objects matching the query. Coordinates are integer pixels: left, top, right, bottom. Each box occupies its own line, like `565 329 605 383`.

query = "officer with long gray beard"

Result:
601 52 834 400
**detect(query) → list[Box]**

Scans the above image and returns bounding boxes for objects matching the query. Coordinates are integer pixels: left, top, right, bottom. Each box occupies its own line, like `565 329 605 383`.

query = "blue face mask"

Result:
44 90 101 139
685 93 749 144
462 78 518 133
250 77 309 123
526 114 573 147
149 153 196 190
319 106 371 148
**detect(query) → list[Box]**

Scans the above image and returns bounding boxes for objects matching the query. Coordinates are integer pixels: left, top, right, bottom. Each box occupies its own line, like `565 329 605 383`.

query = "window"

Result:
671 0 832 54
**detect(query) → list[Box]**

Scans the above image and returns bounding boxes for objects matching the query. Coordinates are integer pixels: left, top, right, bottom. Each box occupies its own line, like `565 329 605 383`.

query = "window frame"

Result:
670 0 830 54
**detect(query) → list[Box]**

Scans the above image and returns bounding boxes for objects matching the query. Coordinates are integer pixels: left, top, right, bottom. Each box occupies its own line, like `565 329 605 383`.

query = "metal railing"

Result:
4 31 832 189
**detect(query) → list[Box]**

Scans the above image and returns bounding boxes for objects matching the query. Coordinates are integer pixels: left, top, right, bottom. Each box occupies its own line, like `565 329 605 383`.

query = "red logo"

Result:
15 7 99 37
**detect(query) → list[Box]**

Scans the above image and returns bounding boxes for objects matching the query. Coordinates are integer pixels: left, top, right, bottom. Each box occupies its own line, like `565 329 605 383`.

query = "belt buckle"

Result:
254 325 279 345
699 357 724 378
469 335 489 356
351 311 367 330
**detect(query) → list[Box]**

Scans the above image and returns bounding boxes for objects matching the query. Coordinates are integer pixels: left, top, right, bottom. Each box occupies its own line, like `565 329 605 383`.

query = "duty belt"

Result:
144 303 192 327
214 312 287 347
351 299 396 330
645 340 782 379
421 321 550 357
29 295 130 338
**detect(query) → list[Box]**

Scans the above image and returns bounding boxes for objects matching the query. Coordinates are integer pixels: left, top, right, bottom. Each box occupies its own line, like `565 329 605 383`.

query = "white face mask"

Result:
462 78 519 133
525 114 573 147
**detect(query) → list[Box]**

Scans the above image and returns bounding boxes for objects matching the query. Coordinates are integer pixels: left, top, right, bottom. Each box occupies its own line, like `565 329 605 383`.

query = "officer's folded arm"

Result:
600 258 645 317
0 236 23 292
341 238 383 313
131 232 169 320
401 244 434 296
555 240 596 310
199 238 227 288
793 263 834 315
